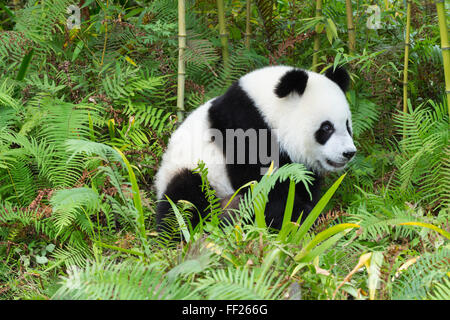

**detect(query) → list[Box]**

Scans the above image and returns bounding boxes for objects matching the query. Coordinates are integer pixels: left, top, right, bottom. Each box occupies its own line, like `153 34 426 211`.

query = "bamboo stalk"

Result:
216 0 229 65
345 0 356 54
177 0 186 120
435 0 450 117
312 0 323 72
245 0 252 49
100 0 109 66
402 0 411 116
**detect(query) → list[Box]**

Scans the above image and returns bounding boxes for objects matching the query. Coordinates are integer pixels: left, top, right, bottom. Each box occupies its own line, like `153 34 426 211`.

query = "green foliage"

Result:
393 99 449 209
15 0 73 45
54 260 197 300
347 90 380 139
50 187 100 233
428 275 450 300
391 248 450 300
0 0 448 301
195 266 286 300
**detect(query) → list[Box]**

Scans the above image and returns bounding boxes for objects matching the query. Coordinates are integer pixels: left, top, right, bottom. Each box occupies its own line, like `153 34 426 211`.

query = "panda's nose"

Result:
343 151 356 160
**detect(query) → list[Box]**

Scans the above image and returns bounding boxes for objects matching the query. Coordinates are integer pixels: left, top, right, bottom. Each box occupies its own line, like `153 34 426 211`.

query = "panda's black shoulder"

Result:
208 81 269 132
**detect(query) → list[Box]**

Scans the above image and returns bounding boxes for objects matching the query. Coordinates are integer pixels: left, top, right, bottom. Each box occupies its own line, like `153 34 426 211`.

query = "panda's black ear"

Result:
325 66 350 92
274 69 309 98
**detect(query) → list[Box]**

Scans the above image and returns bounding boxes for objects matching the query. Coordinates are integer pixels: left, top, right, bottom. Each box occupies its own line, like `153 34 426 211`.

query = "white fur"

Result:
155 66 356 198
239 66 355 173
154 99 235 199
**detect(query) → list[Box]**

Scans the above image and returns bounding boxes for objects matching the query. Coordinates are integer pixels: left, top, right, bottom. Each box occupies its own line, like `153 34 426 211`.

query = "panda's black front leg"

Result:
263 180 317 230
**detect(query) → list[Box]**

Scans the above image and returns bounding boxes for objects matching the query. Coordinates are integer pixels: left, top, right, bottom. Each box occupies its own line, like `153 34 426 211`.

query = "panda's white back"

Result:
154 99 234 199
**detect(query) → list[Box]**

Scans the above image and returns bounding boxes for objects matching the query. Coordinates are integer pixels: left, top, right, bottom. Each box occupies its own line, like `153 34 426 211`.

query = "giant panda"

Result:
155 65 356 234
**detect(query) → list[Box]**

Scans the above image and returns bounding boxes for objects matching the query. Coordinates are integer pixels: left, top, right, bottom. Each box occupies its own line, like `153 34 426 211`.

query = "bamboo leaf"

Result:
399 222 450 240
295 223 360 262
72 41 84 62
277 179 296 243
222 181 255 210
113 147 146 239
295 231 347 264
125 55 137 67
16 49 34 81
0 3 15 19
292 173 347 243
327 18 338 38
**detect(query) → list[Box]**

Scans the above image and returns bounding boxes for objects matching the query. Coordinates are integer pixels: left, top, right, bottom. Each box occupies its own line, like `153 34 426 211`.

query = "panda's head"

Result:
271 66 356 173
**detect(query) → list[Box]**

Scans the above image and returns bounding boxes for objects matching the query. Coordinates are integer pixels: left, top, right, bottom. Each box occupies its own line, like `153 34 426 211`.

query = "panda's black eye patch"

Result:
315 121 335 145
346 119 352 137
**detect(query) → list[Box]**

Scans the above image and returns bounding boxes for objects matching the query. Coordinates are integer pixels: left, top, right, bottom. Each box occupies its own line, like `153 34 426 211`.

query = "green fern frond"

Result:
50 242 92 269
0 202 36 226
101 63 164 101
0 32 33 74
393 99 449 208
195 266 287 300
147 0 178 23
2 159 36 206
25 74 66 96
65 139 124 166
428 275 450 300
0 77 21 110
254 0 280 50
185 38 220 74
123 102 173 136
0 108 17 131
186 46 265 109
53 260 197 300
252 163 314 205
347 91 380 139
50 187 100 234
391 248 450 300
193 161 222 219
36 100 101 188
15 0 73 46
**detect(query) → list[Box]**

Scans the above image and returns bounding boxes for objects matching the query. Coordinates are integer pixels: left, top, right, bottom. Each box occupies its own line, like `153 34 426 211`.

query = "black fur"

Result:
208 81 278 190
315 120 335 145
346 119 352 137
156 169 209 235
325 66 350 92
274 69 309 98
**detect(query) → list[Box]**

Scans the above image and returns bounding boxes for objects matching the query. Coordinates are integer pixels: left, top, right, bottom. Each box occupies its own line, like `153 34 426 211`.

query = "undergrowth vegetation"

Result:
0 0 448 300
